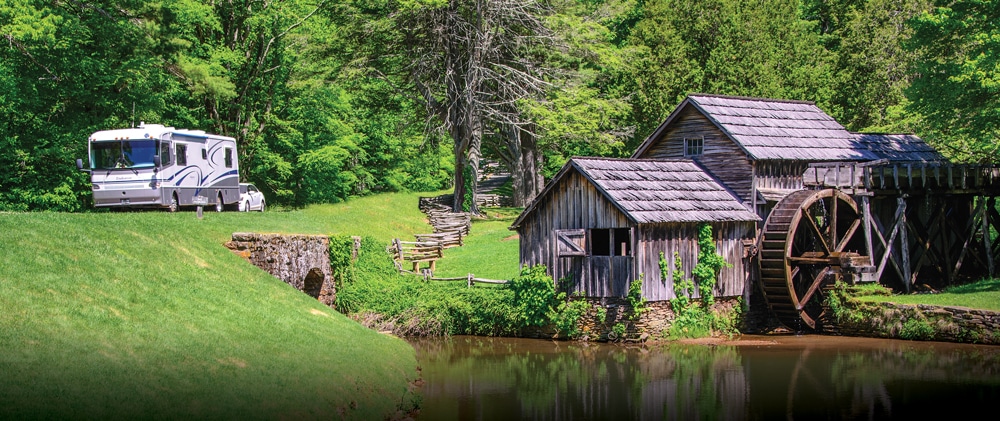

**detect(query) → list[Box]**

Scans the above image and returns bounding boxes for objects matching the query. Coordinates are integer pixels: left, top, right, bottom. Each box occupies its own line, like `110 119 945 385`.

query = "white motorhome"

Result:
77 123 240 211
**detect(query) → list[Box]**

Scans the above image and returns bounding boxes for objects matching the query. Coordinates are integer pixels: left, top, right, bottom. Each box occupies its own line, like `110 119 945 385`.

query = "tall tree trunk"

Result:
500 124 544 207
449 114 482 214
512 128 543 207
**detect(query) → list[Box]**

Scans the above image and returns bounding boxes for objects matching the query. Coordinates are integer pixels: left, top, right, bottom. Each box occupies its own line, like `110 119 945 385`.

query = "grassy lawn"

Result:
0 192 438 420
857 278 1000 312
433 208 521 281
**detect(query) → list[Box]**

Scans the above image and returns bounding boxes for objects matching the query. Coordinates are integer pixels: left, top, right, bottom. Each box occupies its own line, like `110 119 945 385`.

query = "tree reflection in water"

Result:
409 335 1000 420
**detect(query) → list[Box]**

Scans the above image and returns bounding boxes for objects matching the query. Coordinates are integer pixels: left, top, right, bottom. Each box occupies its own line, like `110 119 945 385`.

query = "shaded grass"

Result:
858 278 1000 311
0 193 437 420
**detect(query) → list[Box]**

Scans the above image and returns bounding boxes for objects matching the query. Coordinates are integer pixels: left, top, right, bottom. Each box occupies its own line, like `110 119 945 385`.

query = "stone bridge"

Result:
225 232 336 307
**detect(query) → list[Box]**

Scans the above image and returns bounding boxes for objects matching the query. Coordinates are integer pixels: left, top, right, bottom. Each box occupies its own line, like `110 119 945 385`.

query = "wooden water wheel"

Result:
759 189 872 330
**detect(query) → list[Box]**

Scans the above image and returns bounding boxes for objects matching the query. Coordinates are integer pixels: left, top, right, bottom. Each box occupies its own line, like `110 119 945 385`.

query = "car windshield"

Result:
240 184 248 194
90 139 158 170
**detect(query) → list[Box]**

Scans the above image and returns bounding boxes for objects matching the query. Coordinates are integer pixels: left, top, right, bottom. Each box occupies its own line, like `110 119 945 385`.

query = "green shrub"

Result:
900 317 935 341
508 264 556 327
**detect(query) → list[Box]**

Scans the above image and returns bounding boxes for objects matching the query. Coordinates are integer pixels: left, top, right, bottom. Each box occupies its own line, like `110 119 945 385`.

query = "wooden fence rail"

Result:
391 238 443 272
421 272 508 287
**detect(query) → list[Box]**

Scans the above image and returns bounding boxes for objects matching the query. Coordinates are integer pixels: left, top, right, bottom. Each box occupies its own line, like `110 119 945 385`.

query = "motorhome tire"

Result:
169 194 179 212
215 193 224 212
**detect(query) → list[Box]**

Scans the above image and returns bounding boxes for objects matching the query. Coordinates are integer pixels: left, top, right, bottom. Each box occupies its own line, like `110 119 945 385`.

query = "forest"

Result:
1 0 997 212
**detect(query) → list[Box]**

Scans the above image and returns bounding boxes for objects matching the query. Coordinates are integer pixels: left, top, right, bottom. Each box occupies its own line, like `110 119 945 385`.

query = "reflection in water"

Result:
409 335 1000 420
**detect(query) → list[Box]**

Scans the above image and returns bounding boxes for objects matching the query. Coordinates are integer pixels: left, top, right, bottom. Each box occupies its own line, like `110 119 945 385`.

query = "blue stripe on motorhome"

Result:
208 170 238 184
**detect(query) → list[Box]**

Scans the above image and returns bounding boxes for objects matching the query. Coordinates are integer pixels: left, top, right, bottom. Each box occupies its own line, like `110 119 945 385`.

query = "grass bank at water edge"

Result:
0 195 436 420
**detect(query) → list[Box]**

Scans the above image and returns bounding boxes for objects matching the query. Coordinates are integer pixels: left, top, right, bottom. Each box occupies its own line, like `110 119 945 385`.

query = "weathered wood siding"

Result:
518 170 633 297
754 161 809 191
635 107 755 202
518 167 756 300
635 222 755 300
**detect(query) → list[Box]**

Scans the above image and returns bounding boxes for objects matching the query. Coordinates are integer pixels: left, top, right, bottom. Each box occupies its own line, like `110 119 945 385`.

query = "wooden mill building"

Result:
509 157 758 300
631 94 943 217
512 94 999 311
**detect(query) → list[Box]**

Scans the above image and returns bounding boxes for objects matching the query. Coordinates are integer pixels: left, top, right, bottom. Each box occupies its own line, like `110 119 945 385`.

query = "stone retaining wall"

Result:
524 297 743 341
832 299 1000 345
225 232 335 307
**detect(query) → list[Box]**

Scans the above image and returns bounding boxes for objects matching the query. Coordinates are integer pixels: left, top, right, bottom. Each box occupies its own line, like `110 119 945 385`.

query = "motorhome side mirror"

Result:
154 155 161 168
76 158 84 170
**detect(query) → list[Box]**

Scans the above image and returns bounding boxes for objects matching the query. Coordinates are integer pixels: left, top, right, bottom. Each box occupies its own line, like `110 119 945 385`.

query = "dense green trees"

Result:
906 0 1000 162
1 0 995 211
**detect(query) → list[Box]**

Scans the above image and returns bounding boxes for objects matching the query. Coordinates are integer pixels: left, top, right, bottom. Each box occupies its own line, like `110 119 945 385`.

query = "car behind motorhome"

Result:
77 123 239 211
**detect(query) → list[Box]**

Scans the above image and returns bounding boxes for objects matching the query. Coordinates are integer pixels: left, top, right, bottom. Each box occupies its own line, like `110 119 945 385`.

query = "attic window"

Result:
684 137 704 157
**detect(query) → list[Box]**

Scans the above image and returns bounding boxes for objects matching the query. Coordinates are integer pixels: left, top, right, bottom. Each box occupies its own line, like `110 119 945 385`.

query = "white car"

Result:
239 183 265 212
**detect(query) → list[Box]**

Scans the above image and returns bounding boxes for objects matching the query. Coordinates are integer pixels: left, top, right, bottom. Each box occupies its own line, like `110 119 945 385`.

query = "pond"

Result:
407 335 1000 420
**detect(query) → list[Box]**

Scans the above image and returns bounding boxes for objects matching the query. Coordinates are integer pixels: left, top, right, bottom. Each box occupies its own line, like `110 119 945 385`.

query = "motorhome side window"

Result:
589 228 632 256
159 141 172 166
224 148 233 168
176 144 187 166
201 149 207 160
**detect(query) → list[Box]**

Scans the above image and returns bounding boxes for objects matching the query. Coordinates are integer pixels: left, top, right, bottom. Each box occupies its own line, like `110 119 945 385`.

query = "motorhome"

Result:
77 123 240 211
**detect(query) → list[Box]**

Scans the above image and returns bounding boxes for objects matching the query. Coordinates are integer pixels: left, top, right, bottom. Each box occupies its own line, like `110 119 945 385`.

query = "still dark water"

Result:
407 335 1000 420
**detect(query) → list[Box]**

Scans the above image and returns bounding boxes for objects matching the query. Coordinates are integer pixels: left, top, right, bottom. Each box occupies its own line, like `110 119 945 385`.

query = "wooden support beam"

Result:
862 196 874 267
875 199 907 283
899 197 911 293
987 197 996 277
905 199 949 286
950 198 986 281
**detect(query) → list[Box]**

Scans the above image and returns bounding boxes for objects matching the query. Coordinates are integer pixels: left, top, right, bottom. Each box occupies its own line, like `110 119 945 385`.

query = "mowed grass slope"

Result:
0 192 437 420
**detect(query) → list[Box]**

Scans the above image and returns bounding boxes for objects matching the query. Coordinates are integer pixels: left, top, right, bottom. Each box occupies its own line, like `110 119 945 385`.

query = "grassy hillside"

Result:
858 278 1000 311
0 193 438 420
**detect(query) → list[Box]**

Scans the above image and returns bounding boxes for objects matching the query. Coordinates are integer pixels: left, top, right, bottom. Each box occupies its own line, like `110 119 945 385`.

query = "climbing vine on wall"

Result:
660 223 734 338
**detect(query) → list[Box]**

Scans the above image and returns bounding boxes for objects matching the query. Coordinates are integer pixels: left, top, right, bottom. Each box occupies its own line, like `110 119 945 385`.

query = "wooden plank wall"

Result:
517 168 756 300
636 222 755 301
517 170 631 297
755 161 809 191
636 108 755 202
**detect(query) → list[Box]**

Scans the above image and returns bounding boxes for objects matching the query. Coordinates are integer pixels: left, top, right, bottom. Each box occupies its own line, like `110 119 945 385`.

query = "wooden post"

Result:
351 236 361 261
467 273 473 288
861 195 874 267
899 197 911 293
875 199 906 283
953 197 986 279
987 197 996 277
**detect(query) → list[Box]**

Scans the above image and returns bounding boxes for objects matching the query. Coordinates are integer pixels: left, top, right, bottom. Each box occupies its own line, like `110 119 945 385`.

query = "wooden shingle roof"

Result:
852 133 945 163
510 158 759 229
634 94 882 161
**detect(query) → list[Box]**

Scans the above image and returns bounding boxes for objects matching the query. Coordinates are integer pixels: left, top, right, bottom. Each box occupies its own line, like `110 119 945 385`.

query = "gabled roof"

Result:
633 94 881 161
852 133 945 163
510 158 759 229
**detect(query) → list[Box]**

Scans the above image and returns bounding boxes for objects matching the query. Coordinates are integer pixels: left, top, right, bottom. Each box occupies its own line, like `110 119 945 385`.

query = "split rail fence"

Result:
389 194 508 286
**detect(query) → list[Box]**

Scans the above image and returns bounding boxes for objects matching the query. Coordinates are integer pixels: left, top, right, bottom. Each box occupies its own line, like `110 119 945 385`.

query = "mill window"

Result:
589 228 632 256
684 137 704 157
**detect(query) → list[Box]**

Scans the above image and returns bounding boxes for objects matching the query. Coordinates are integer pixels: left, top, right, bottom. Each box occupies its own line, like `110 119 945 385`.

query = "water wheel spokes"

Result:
759 189 868 330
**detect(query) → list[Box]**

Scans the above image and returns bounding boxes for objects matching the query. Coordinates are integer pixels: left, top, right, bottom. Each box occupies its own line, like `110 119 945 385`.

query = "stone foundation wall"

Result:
524 297 743 341
225 232 335 307
832 300 1000 345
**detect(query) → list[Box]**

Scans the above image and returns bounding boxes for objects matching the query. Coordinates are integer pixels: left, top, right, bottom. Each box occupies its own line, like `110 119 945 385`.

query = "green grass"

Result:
858 278 1000 311
0 192 439 420
433 209 521 280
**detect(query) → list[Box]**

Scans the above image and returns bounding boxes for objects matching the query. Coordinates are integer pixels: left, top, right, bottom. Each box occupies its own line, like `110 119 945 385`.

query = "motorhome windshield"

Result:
90 139 158 170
